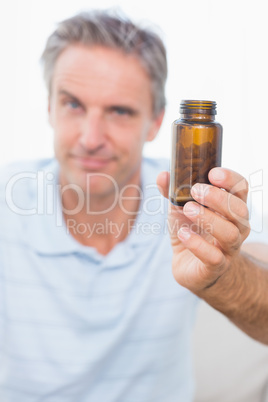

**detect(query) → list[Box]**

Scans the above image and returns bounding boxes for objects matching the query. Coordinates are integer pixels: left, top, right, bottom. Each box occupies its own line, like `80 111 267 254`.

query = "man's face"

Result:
48 45 164 197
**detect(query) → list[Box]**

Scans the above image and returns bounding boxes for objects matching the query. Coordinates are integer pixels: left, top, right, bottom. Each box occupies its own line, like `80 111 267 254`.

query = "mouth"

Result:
72 155 114 170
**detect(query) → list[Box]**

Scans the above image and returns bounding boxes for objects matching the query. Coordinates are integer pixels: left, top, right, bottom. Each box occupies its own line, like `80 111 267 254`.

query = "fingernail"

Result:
211 168 225 181
178 227 191 241
184 202 200 216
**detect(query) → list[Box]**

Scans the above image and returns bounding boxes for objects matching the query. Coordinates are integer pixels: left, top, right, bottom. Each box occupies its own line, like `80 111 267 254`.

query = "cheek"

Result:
54 118 79 150
110 121 148 153
113 134 143 165
125 128 149 156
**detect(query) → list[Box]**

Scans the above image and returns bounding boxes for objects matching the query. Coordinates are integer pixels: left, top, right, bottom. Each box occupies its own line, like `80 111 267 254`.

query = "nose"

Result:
79 109 106 152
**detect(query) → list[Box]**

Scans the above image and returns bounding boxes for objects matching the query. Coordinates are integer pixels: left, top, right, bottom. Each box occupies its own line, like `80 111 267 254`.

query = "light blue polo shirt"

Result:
0 157 199 402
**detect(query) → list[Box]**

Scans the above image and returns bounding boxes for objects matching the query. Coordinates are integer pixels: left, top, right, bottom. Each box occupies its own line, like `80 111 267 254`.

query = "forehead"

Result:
52 45 152 107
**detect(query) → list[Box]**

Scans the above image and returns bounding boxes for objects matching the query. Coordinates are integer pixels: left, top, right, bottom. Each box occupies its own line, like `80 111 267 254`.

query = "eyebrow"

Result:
58 89 139 115
58 89 82 103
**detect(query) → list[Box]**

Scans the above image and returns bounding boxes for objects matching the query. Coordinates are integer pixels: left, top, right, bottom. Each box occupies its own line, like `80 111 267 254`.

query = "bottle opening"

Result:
180 100 217 115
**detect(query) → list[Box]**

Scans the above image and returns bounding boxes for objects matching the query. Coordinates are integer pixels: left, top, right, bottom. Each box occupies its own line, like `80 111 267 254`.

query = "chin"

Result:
72 169 119 198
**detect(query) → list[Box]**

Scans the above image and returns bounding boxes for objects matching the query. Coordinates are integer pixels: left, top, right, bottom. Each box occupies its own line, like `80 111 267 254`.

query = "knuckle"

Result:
194 235 204 250
210 250 224 267
243 222 251 239
244 178 249 193
228 225 240 246
239 203 249 220
230 177 249 197
209 185 225 205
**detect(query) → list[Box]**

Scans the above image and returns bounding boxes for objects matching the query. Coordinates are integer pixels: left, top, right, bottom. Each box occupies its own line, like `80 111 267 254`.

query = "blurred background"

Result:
0 0 267 226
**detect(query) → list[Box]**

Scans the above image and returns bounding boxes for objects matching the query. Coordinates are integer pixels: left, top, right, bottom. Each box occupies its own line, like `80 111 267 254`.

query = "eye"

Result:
114 107 129 115
68 100 81 109
111 106 136 116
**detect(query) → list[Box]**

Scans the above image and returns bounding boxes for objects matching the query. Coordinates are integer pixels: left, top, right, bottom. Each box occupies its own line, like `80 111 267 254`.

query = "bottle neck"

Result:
179 100 217 121
181 113 215 121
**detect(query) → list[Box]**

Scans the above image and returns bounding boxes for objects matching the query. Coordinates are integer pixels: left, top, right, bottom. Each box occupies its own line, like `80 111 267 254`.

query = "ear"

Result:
146 108 165 142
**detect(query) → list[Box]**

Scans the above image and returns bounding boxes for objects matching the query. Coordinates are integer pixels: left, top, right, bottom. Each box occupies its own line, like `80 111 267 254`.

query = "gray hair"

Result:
40 9 167 116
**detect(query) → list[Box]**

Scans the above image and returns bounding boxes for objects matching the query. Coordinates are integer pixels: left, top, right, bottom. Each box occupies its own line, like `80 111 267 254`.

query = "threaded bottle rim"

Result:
180 100 217 115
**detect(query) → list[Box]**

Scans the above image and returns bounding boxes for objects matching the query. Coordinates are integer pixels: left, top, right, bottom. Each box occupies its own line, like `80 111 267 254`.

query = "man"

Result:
0 9 267 402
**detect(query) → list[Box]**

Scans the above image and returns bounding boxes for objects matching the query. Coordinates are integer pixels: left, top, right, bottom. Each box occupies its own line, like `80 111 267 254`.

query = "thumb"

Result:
156 171 170 199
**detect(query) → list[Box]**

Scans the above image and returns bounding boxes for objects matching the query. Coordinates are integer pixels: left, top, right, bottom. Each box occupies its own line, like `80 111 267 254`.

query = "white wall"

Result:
0 0 267 220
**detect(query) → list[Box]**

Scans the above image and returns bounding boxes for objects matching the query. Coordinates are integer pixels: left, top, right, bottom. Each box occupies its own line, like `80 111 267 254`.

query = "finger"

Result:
183 201 246 255
177 226 225 271
208 167 249 203
156 171 191 218
190 183 250 235
156 171 170 199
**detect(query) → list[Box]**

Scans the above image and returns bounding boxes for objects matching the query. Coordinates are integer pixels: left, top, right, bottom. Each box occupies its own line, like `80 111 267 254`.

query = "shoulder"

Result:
142 157 169 179
0 158 58 241
141 157 169 202
142 156 169 171
0 157 58 203
0 157 57 180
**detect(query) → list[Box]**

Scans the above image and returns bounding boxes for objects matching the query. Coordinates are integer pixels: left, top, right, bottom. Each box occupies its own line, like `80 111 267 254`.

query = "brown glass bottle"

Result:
169 100 223 206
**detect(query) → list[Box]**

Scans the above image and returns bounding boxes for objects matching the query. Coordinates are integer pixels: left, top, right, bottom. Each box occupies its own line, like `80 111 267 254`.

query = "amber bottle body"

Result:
169 101 223 206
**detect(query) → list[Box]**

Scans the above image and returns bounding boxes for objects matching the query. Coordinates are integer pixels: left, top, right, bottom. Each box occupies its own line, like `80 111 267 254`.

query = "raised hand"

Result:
157 167 250 294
